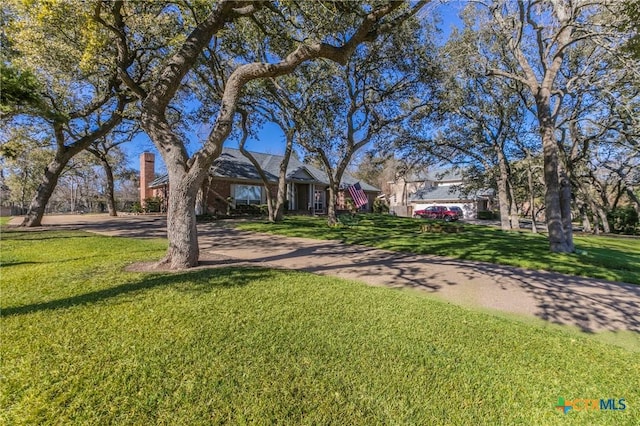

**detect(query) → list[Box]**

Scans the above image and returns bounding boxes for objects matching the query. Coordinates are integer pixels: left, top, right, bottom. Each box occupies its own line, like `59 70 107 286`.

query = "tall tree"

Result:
4 0 134 227
0 130 52 213
467 0 632 252
98 1 425 268
87 139 131 216
289 18 437 225
402 26 534 230
237 80 297 223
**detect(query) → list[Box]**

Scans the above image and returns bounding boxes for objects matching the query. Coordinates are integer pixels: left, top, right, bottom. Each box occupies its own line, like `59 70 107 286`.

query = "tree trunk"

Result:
495 146 516 230
100 157 117 216
539 112 573 252
21 152 70 226
508 182 520 230
161 175 200 269
597 206 611 234
273 177 287 222
496 172 511 230
274 130 294 222
579 203 591 233
626 187 640 213
265 190 276 223
526 157 538 233
326 182 338 226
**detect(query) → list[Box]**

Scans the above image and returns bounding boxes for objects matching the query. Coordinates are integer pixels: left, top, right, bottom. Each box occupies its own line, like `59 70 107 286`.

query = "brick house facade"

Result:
140 149 379 214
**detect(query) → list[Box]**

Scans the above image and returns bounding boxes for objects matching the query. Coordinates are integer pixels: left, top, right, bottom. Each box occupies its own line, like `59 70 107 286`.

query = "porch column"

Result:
310 184 315 215
287 183 294 210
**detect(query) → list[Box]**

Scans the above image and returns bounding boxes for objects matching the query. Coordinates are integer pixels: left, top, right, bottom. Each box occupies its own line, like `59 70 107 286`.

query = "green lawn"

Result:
1 229 639 424
236 215 640 284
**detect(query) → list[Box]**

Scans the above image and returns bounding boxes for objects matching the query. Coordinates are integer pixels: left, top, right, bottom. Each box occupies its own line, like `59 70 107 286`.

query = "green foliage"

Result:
0 64 42 115
1 229 639 424
338 213 360 227
232 204 264 216
238 215 640 284
130 201 143 214
621 0 640 58
607 205 640 235
372 198 389 214
0 134 53 209
477 210 496 220
143 197 162 213
344 198 356 213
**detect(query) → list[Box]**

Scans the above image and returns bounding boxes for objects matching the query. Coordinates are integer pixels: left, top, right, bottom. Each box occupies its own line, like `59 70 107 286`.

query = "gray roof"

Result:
409 184 494 202
150 147 379 192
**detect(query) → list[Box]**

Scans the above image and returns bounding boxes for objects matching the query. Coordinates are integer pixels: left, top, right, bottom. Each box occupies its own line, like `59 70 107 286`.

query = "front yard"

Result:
1 228 639 424
236 214 640 285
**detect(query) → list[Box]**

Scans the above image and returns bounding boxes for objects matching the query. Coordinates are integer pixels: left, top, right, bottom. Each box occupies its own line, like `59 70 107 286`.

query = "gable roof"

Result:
149 147 379 192
409 184 494 202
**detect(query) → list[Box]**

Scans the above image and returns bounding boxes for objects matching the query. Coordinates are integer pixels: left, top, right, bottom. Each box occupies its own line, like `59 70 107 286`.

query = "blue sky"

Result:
124 1 465 174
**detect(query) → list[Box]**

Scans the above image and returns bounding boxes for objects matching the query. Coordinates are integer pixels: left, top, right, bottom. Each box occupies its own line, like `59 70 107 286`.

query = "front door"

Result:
295 184 309 212
313 188 325 213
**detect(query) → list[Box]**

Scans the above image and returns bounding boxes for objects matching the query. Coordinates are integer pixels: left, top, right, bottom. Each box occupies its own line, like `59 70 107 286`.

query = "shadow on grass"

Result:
1 230 94 241
1 266 273 317
0 261 40 268
210 224 640 334
256 216 639 283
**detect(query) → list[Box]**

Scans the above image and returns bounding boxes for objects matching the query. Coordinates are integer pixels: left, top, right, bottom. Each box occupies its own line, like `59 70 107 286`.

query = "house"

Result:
139 148 379 214
387 169 494 219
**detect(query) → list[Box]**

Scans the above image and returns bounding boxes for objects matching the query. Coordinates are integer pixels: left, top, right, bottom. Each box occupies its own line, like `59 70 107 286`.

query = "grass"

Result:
1 229 639 424
236 215 640 284
0 216 12 226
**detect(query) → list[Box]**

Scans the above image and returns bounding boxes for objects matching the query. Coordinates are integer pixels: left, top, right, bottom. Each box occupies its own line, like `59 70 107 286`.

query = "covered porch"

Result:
287 182 327 215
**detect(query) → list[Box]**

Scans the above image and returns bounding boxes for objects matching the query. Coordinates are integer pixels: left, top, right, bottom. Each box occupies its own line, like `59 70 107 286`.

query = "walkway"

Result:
9 214 640 334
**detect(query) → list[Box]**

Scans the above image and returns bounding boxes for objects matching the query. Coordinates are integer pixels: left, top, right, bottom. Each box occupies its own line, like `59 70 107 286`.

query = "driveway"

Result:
9 214 640 334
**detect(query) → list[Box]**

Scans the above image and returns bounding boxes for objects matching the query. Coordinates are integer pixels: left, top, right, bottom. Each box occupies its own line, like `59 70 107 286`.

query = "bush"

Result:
477 210 496 220
233 204 263 216
143 197 163 213
345 198 356 213
130 202 143 214
607 206 639 235
373 199 389 214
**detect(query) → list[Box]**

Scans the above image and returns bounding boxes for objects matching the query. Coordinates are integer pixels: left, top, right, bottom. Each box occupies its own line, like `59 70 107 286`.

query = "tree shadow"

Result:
0 261 40 268
201 227 640 334
1 230 94 241
1 266 271 317
23 215 639 334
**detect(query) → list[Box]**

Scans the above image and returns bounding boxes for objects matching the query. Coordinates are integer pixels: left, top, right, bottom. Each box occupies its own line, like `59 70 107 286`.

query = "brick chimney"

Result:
140 152 155 205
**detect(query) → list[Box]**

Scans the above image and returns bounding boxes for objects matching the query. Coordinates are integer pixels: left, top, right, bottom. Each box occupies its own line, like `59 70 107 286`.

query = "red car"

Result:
413 205 459 221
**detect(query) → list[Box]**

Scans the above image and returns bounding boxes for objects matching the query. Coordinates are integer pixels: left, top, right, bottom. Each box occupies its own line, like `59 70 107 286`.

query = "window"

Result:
234 184 262 205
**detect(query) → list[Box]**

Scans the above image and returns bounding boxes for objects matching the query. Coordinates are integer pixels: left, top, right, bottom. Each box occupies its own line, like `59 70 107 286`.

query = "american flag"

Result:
348 182 368 208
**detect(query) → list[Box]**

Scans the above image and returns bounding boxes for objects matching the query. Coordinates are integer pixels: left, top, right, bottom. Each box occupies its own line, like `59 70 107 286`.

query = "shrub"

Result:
344 198 356 213
130 202 143 214
477 210 495 220
607 206 639 235
143 197 162 213
373 199 389 214
233 204 263 216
